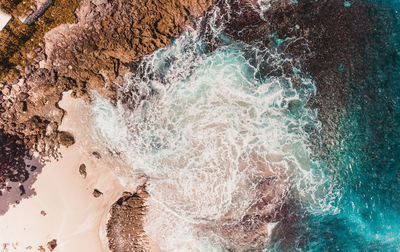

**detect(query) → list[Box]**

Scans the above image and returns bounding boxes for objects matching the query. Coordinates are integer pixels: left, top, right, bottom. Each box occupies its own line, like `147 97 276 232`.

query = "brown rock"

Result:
40 210 47 216
16 101 27 112
47 239 57 251
18 92 29 100
2 86 10 96
57 131 75 147
107 186 149 251
92 151 101 159
93 189 103 198
79 164 87 178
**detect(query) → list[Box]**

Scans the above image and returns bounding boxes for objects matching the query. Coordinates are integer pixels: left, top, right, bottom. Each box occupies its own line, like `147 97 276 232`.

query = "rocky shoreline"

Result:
106 186 152 251
0 0 214 156
0 0 213 250
0 0 396 250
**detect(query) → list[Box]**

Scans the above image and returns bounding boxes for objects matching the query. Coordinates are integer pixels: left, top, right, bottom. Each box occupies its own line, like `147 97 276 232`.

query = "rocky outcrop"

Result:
106 186 151 252
0 0 214 222
78 163 86 178
45 0 215 103
92 189 103 198
0 0 214 159
57 131 74 147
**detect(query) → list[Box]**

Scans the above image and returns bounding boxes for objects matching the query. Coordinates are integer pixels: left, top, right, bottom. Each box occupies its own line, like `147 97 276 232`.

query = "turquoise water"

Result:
91 0 400 250
291 1 400 250
93 33 331 250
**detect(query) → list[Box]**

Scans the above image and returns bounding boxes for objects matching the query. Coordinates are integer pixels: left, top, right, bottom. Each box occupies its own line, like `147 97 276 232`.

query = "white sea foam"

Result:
89 2 336 251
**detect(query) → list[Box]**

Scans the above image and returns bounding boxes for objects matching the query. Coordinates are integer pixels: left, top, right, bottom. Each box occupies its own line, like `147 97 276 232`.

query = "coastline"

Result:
0 0 397 250
0 92 126 251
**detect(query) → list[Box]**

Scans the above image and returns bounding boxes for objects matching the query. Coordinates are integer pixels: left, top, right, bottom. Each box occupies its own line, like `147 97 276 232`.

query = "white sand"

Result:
0 10 11 31
0 93 126 251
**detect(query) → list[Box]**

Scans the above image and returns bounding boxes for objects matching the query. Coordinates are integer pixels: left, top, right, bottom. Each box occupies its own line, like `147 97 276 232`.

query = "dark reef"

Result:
208 0 399 160
203 0 399 250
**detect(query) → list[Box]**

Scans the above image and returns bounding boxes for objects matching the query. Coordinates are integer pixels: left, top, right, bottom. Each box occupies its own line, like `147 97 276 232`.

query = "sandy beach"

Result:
0 92 126 251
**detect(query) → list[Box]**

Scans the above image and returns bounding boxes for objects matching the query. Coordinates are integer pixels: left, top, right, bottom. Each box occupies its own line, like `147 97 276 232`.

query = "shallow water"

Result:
90 0 400 251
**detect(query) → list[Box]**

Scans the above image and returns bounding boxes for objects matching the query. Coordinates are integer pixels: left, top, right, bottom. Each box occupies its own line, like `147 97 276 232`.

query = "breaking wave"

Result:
90 1 341 251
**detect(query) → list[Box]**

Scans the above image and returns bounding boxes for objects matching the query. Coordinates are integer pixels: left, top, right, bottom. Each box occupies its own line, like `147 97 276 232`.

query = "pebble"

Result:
79 164 87 178
47 239 57 251
93 189 103 198
92 151 102 159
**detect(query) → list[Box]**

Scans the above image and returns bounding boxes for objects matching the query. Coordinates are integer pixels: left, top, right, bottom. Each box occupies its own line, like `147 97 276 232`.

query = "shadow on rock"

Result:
0 130 43 215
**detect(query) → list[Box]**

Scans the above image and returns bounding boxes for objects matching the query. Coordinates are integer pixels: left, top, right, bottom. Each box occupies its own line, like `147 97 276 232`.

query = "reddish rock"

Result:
107 186 149 251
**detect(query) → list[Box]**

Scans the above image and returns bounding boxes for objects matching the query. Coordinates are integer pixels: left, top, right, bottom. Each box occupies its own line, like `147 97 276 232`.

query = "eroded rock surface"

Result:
0 0 214 159
106 186 151 252
0 0 214 220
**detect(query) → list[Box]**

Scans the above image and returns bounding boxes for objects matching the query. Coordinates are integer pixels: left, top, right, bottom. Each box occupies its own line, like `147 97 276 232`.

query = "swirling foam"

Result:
90 4 336 251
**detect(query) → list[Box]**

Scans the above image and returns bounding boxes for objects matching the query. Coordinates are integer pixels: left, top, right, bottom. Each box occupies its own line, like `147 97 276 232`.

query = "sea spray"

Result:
90 2 336 251
85 0 400 250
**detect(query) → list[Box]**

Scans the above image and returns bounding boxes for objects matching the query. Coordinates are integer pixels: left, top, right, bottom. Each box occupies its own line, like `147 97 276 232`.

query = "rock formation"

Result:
0 0 214 225
0 0 214 159
3 0 391 250
106 187 151 251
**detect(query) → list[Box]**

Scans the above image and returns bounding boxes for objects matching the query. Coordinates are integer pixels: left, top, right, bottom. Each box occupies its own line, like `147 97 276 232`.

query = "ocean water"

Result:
90 0 400 251
297 1 400 250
